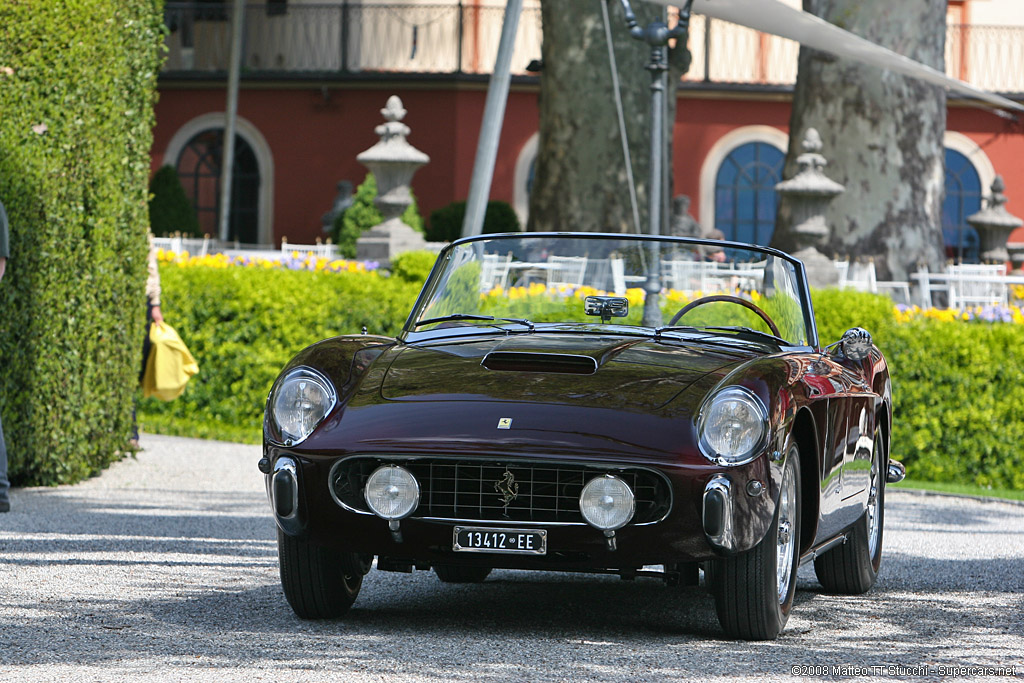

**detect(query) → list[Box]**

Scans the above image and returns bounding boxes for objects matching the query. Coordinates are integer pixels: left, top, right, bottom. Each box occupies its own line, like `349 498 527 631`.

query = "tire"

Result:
277 528 367 619
710 443 801 640
814 428 885 594
433 564 492 583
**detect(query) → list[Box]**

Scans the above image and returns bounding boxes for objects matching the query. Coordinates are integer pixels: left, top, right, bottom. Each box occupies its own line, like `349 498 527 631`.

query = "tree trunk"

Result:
528 1 689 234
773 0 947 281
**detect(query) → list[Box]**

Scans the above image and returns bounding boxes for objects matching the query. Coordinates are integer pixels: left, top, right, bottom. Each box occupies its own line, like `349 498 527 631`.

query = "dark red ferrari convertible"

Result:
260 232 904 640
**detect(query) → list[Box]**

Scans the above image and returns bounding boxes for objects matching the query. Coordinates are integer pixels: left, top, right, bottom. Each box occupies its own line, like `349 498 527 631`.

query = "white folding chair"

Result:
946 263 1008 309
152 235 182 254
662 260 714 293
281 237 338 260
842 260 877 293
547 256 588 289
479 253 513 291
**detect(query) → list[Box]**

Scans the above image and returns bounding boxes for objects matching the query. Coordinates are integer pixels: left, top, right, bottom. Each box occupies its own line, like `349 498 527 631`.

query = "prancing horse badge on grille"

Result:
495 468 519 514
497 417 512 429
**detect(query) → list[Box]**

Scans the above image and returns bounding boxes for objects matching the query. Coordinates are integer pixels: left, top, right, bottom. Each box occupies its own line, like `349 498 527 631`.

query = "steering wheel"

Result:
667 295 781 337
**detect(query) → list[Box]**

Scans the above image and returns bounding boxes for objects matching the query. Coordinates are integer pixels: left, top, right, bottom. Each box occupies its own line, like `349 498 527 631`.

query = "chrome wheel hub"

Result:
776 468 796 604
867 453 881 559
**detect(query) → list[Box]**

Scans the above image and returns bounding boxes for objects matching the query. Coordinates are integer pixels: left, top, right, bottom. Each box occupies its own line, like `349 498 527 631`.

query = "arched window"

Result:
942 147 982 263
176 129 261 244
713 141 785 245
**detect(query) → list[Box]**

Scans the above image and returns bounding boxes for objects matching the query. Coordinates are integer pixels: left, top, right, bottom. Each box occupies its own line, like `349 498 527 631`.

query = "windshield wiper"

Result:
413 314 495 328
653 325 705 339
702 326 789 345
412 315 536 334
498 317 535 332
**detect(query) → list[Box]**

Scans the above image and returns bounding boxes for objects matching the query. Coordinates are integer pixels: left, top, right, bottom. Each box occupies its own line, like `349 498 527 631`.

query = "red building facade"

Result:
151 3 1024 253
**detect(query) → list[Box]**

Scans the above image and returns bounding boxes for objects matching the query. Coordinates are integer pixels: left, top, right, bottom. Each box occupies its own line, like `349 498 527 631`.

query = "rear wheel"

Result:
710 444 801 640
277 528 369 619
433 564 492 583
814 428 885 594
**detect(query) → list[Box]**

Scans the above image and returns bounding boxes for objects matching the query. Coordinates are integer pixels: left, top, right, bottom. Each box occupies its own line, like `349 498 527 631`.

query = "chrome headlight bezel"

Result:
363 465 421 521
697 386 769 466
579 475 636 531
268 366 337 446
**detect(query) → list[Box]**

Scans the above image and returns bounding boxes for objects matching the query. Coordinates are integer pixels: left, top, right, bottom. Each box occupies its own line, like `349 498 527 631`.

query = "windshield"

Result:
406 234 815 347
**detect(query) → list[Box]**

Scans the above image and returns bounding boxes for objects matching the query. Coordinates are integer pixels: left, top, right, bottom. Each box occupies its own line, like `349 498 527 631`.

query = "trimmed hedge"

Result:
0 0 164 485
426 200 521 243
813 289 1024 490
149 165 201 237
138 263 422 444
141 265 1024 490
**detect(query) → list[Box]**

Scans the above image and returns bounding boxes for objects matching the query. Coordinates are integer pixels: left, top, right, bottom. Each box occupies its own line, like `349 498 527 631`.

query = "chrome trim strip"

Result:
799 533 849 566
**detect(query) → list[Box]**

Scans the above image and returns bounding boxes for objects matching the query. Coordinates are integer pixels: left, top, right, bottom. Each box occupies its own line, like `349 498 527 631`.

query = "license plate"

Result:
453 526 547 555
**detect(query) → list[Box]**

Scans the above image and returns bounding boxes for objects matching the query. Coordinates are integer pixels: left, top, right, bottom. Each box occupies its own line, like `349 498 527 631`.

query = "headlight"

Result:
579 475 635 531
270 367 336 445
697 386 768 466
364 466 420 520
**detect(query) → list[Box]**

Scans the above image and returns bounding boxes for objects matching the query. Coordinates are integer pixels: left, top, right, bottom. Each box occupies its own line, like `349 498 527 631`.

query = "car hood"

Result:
379 333 752 412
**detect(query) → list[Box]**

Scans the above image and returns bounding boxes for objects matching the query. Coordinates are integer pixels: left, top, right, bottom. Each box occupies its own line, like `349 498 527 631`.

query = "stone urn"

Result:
775 128 845 288
355 96 430 263
967 176 1023 263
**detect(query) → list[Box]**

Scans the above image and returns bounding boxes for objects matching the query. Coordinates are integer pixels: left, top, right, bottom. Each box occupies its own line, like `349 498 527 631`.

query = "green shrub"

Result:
331 173 423 258
149 165 201 237
0 0 163 485
426 200 521 243
813 289 1024 490
138 263 422 444
390 249 438 283
139 265 1024 490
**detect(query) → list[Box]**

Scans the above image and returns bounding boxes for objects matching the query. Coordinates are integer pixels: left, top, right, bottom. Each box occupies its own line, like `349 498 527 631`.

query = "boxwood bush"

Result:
141 265 1024 491
0 0 163 485
138 262 421 444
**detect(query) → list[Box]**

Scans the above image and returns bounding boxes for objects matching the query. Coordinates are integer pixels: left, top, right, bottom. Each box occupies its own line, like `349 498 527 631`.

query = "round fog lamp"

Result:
364 466 420 520
579 475 635 531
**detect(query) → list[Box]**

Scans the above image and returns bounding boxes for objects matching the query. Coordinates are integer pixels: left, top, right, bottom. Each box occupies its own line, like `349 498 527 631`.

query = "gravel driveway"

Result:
1 433 1022 682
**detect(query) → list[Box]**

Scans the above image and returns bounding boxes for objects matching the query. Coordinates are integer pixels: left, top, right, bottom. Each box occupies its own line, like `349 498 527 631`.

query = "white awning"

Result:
649 0 1024 114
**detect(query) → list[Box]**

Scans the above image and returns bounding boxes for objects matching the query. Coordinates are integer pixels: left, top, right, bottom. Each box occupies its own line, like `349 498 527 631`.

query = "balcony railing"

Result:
162 2 543 75
161 4 1024 94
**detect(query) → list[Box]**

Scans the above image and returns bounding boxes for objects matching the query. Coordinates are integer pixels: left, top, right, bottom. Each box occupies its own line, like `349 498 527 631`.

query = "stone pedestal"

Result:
356 218 431 262
967 176 1023 263
354 96 429 264
774 128 845 288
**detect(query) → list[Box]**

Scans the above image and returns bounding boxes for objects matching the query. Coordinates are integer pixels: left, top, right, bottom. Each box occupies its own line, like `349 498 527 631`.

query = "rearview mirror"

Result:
585 296 629 323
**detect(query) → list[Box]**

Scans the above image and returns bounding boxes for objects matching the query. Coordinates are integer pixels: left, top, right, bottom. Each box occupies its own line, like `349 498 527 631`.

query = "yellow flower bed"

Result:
156 249 374 274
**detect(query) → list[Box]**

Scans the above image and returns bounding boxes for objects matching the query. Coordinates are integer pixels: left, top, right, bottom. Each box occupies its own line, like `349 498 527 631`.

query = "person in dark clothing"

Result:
0 198 11 512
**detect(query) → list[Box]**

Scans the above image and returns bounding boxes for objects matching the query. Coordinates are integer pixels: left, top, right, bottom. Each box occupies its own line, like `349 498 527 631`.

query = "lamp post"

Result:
617 0 694 328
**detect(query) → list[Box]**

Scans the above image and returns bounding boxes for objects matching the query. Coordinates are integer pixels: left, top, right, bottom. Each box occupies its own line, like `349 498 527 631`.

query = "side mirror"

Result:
838 327 873 361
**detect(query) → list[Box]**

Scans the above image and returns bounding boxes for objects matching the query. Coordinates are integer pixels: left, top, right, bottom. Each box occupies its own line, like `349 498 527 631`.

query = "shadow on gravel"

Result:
2 485 1022 678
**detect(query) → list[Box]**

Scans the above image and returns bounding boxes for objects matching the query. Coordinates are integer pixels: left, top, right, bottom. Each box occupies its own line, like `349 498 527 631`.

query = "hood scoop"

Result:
481 351 598 375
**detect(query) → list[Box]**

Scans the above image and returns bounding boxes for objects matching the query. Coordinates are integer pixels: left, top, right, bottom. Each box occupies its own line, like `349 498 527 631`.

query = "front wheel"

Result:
710 444 801 640
277 528 368 619
814 428 885 594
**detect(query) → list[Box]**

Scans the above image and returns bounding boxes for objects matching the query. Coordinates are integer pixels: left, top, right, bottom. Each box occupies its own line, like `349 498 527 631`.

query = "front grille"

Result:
330 457 672 525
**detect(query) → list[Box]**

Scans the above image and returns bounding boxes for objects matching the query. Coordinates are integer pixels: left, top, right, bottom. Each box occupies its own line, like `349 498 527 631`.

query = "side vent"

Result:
481 352 598 375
